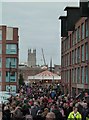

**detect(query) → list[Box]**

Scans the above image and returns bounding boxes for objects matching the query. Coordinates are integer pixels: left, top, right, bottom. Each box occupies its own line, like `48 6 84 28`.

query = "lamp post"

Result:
52 75 54 84
9 61 11 94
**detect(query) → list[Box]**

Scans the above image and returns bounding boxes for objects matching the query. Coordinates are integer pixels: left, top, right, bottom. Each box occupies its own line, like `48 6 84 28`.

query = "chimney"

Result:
80 0 88 17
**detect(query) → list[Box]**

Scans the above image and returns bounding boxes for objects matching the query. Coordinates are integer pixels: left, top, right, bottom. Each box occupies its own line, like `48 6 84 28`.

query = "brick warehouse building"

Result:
59 1 89 95
0 26 19 92
18 65 47 83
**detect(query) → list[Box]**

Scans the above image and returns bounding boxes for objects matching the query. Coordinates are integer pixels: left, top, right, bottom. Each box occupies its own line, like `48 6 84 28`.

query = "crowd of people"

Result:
2 83 89 120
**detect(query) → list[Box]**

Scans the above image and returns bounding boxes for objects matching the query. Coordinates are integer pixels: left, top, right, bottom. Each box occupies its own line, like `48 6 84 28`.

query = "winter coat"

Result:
52 109 63 120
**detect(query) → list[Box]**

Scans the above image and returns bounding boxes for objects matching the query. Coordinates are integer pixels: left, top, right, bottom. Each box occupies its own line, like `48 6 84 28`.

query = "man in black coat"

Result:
52 104 63 120
2 106 11 120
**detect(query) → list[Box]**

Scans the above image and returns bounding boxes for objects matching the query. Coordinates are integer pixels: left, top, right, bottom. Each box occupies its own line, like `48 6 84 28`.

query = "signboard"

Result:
77 84 84 88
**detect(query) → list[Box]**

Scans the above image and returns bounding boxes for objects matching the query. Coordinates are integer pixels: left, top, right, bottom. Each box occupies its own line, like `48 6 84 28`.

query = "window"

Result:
64 71 66 83
72 32 75 46
72 69 75 83
75 49 77 64
85 43 88 60
65 39 67 50
6 44 17 54
75 29 77 43
6 71 9 82
0 71 2 82
68 53 70 66
77 27 80 42
85 20 88 38
77 47 80 63
10 72 16 82
6 58 17 68
67 54 69 66
6 85 16 92
66 54 68 66
66 71 68 83
85 66 88 84
6 27 13 40
75 68 77 83
65 55 66 67
68 36 71 49
76 28 80 43
66 71 67 83
0 58 2 68
81 67 84 84
77 67 80 83
6 86 9 92
72 50 75 64
81 45 84 61
0 44 2 54
6 71 16 82
0 30 2 40
10 85 16 92
68 70 70 83
81 23 85 40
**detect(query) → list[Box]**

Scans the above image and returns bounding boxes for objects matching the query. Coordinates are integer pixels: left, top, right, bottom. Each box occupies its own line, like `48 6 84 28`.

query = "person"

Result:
46 112 56 120
12 105 23 120
2 105 11 120
85 103 89 120
50 90 56 99
25 108 33 120
31 102 40 119
63 102 70 120
68 106 82 120
86 111 89 120
52 104 63 120
41 108 49 118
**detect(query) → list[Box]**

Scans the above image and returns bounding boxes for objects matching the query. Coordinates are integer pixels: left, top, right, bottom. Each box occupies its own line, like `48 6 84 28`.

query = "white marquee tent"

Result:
28 70 61 81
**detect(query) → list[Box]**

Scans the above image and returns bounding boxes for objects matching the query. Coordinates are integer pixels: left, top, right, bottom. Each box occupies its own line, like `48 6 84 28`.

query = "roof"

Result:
35 70 59 77
28 70 61 80
18 66 42 70
59 16 67 19
64 7 79 11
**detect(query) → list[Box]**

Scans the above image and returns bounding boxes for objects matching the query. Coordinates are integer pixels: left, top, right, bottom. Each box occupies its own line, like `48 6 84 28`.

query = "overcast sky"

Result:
1 1 79 66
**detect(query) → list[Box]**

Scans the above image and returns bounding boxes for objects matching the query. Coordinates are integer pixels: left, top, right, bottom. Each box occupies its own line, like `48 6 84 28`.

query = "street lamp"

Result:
52 75 54 84
9 61 11 94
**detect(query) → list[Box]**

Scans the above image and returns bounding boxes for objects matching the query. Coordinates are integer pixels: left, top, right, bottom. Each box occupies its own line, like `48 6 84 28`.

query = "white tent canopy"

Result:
28 70 61 80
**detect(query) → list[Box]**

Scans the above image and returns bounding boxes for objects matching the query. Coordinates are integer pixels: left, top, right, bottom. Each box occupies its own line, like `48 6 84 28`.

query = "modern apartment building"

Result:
59 1 89 95
0 26 19 92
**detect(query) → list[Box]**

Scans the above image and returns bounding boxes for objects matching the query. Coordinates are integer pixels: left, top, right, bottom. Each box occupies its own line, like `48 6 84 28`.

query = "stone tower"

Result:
28 49 36 67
